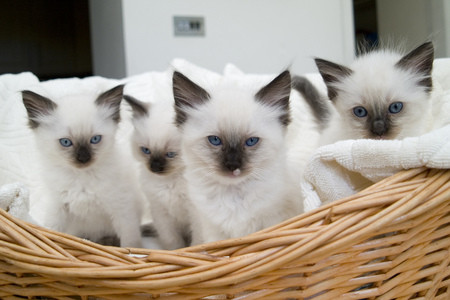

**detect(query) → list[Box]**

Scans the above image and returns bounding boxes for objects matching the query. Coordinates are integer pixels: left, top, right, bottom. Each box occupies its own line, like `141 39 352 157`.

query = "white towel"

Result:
0 182 36 224
0 73 41 188
301 124 450 212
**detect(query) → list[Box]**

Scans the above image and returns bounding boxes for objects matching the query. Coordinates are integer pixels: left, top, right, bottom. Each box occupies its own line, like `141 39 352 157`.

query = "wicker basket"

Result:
0 167 449 299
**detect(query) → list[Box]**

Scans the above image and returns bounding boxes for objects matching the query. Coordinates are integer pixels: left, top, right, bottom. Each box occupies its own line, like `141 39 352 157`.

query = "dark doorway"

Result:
0 0 92 81
353 0 378 54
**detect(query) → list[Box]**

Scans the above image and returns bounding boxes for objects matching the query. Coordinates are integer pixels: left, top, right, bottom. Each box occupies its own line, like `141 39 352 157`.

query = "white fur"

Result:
320 50 433 145
28 91 143 248
129 96 191 250
286 88 323 176
180 78 302 245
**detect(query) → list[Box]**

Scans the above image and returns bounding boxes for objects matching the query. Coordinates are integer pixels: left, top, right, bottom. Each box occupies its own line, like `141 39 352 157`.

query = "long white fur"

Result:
320 48 433 145
178 77 303 245
28 91 143 248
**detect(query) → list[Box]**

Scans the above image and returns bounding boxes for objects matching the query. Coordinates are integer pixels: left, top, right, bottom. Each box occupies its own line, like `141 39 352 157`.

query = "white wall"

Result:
88 0 127 78
120 0 355 76
377 0 450 58
444 0 450 58
431 0 450 58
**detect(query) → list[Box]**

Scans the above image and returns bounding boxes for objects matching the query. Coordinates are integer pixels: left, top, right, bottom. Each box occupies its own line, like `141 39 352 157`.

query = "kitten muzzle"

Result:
371 119 389 137
76 146 91 164
150 157 166 174
223 147 242 172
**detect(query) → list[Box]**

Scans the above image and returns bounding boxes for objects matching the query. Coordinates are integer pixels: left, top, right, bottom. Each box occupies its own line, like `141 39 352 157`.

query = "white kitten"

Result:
22 85 143 248
315 41 434 144
172 70 302 245
124 92 191 250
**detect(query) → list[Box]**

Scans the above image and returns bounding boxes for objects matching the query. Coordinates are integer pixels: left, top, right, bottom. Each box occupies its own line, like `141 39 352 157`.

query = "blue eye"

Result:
90 135 102 144
208 136 222 146
245 137 259 146
389 102 403 114
166 152 176 158
141 147 151 155
353 106 368 118
59 138 73 147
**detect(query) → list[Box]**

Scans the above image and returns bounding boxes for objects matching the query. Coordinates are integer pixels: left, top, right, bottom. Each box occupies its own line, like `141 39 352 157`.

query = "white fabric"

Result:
301 124 450 211
0 73 40 188
0 182 36 224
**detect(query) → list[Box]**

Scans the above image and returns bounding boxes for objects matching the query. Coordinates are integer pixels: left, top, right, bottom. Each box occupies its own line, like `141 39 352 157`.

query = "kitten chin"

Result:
173 70 302 245
315 41 434 144
22 86 144 248
124 92 192 250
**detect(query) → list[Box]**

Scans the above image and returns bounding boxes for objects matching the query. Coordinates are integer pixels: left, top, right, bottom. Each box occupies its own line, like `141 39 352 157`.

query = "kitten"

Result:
314 41 434 144
172 70 302 245
22 85 143 248
123 92 191 250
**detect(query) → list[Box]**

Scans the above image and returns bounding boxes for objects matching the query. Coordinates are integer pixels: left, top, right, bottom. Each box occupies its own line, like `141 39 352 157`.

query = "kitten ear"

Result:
255 70 291 126
172 71 210 126
22 90 57 129
314 58 353 101
395 41 434 92
123 95 149 119
95 84 124 123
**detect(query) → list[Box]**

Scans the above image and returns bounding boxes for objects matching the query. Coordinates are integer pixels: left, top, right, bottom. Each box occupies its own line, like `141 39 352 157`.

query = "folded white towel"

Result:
0 72 39 98
301 124 450 212
0 182 36 224
0 74 41 188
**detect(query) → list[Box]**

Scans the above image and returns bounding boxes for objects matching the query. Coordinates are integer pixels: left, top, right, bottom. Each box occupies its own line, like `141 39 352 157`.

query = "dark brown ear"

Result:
22 90 57 129
172 71 210 126
255 70 291 126
314 58 353 101
123 95 149 119
95 84 124 123
395 41 434 92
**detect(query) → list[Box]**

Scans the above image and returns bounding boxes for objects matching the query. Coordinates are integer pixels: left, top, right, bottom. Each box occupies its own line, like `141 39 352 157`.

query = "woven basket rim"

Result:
0 167 449 299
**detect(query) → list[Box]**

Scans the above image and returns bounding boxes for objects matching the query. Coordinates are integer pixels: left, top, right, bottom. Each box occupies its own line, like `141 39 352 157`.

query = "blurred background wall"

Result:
116 0 355 77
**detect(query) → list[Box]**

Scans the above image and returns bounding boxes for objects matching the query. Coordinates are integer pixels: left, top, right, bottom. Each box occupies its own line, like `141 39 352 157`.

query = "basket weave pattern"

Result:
0 167 449 299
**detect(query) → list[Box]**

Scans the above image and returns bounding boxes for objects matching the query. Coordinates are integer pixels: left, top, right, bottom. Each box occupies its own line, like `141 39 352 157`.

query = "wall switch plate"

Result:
173 16 205 36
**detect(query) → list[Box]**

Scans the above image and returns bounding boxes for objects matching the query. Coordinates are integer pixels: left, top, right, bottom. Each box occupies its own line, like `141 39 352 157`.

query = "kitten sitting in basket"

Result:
22 85 144 248
19 41 437 250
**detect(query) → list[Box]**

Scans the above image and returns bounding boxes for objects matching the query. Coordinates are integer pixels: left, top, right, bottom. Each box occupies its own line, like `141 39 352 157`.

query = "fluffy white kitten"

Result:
172 70 302 245
124 92 191 250
22 85 143 248
315 41 435 144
